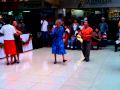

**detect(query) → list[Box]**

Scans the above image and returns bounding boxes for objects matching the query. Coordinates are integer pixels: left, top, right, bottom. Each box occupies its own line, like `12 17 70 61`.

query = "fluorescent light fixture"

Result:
8 11 13 15
23 11 31 13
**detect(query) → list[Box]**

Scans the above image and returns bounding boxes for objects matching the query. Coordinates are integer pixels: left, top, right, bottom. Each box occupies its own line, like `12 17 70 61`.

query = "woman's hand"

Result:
16 30 22 36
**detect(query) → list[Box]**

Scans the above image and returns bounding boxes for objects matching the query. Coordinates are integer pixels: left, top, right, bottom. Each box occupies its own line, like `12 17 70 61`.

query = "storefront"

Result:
108 8 120 21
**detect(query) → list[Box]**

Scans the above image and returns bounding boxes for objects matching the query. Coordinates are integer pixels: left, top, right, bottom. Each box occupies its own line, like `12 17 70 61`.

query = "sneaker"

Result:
67 45 70 48
71 46 73 49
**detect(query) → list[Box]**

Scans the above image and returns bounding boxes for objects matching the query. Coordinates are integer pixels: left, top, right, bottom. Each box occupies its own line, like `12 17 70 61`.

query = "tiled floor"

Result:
0 46 120 90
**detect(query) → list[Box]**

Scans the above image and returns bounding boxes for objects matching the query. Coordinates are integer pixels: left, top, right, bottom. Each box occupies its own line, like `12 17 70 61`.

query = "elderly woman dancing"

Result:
51 19 67 64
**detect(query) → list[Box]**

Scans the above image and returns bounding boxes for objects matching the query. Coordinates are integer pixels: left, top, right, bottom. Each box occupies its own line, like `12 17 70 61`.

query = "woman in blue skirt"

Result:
51 20 67 64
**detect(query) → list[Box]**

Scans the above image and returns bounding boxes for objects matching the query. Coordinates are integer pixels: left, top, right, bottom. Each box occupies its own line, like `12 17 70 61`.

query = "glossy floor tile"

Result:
0 47 120 90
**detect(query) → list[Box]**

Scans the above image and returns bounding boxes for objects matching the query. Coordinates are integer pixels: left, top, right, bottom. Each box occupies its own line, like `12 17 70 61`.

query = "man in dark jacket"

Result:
115 28 120 52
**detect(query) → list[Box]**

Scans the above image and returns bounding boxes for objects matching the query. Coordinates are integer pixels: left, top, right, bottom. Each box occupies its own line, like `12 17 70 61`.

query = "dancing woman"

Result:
51 20 67 64
12 20 23 63
0 19 17 65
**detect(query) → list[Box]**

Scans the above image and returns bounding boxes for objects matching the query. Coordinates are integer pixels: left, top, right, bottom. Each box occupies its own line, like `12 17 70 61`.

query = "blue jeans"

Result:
68 37 76 48
41 31 48 46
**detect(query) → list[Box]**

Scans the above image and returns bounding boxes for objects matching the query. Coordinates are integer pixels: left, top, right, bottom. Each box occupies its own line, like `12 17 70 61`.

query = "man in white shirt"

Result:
79 20 84 30
0 19 17 65
41 17 48 46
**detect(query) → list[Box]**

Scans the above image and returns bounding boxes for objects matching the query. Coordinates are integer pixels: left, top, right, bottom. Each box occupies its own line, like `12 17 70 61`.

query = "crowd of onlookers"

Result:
1 13 120 65
0 14 120 65
0 14 120 52
39 16 109 50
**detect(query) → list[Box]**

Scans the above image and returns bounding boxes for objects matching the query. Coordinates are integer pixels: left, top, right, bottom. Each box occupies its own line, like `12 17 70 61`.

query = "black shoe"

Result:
6 62 10 65
54 61 57 64
63 60 67 63
83 59 89 62
85 60 89 62
16 60 20 64
10 61 15 65
14 60 20 64
83 59 86 62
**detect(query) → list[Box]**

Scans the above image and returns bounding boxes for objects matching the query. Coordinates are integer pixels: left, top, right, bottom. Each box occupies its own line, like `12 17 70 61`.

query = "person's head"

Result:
61 20 64 25
80 20 84 25
0 15 3 21
64 24 70 29
118 20 120 23
95 27 99 32
64 25 67 29
20 19 23 23
55 19 62 28
42 16 46 20
12 20 18 27
74 19 78 23
101 17 105 22
84 21 89 28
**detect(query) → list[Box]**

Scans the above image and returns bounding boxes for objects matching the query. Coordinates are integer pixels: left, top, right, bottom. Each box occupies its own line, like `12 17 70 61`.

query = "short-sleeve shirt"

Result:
41 20 48 32
81 27 93 41
0 24 16 40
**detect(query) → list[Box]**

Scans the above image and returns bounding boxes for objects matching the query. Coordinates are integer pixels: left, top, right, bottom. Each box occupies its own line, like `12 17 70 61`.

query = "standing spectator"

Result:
80 21 93 62
79 20 84 30
64 25 70 47
99 17 108 35
51 19 67 64
12 20 23 63
0 19 17 65
18 19 27 33
115 20 120 52
71 19 79 35
41 17 48 47
47 25 53 46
